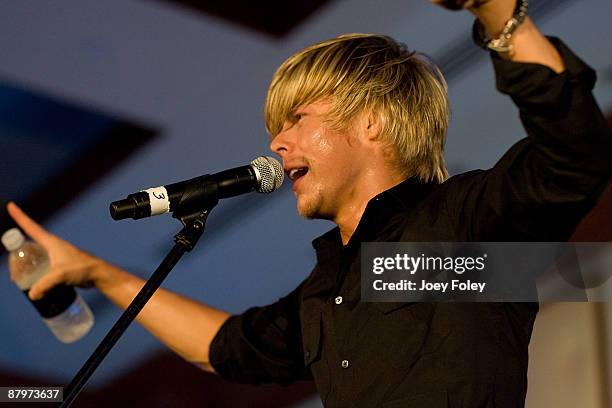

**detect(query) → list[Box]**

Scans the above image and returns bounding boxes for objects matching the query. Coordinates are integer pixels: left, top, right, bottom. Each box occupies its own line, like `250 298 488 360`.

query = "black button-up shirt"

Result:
209 39 611 407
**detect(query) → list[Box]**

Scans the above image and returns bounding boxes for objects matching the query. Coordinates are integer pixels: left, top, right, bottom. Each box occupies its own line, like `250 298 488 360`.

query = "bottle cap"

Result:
2 228 25 251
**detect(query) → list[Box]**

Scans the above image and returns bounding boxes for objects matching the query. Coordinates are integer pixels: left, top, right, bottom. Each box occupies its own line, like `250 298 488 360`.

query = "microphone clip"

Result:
174 208 211 252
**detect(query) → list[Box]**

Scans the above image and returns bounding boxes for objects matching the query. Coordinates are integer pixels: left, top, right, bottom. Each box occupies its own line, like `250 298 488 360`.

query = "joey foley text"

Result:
370 253 488 293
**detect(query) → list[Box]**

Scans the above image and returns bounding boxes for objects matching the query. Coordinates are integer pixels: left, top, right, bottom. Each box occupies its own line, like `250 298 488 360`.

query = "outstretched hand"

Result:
6 202 102 300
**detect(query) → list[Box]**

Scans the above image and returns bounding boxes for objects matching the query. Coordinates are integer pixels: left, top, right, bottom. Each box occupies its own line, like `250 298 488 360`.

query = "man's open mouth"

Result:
288 167 309 181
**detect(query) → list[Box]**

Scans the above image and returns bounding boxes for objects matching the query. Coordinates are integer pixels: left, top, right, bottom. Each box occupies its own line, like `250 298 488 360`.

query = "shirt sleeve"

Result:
445 37 612 240
208 282 308 385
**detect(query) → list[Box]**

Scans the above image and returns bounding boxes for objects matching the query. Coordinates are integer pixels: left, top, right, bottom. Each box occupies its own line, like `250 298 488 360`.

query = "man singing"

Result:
7 0 611 406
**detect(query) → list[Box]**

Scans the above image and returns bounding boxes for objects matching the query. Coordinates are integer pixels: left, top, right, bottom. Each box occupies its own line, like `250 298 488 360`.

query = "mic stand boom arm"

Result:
59 204 216 408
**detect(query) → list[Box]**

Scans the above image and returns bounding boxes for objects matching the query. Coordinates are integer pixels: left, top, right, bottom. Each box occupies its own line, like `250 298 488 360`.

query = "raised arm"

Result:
6 202 229 372
432 0 611 240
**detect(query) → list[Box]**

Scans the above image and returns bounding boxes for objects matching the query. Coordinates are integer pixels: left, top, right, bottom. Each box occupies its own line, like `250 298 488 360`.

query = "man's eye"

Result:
293 113 303 121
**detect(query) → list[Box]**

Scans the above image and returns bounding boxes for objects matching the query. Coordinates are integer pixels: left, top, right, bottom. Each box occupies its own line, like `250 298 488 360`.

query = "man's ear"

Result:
363 110 382 143
347 109 382 147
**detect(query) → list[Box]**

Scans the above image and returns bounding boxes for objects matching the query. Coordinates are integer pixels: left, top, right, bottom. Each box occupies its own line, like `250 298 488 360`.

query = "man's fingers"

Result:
430 0 490 10
6 202 52 246
430 0 465 10
28 272 65 301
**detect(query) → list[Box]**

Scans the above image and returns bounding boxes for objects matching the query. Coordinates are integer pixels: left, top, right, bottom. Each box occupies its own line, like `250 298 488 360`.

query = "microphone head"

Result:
251 156 284 193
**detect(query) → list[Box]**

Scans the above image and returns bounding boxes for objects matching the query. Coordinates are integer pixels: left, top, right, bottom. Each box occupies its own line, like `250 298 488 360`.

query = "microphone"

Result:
109 156 284 220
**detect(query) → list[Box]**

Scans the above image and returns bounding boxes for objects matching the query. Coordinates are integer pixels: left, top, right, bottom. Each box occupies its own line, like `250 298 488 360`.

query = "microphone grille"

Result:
251 156 284 193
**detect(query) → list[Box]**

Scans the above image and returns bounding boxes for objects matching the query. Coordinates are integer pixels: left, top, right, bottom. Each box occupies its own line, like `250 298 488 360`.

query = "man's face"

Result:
270 100 366 220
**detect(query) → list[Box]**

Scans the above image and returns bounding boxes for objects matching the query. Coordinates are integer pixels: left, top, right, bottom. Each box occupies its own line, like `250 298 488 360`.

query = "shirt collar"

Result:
312 177 437 261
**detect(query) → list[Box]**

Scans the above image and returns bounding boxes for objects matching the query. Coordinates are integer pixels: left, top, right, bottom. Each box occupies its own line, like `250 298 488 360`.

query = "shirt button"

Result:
305 350 311 358
341 359 350 369
334 296 343 305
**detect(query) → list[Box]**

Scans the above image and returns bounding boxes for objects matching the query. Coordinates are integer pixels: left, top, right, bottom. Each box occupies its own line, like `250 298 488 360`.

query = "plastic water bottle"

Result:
2 228 94 343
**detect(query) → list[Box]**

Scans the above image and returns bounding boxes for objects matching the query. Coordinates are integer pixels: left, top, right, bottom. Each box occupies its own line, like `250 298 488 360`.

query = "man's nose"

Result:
270 127 292 157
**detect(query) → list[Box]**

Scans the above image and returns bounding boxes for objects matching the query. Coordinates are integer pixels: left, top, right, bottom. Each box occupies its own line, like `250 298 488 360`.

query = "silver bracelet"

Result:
472 0 528 53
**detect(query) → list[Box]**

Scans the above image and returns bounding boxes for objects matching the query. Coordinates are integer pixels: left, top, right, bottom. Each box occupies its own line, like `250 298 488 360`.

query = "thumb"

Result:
28 271 67 301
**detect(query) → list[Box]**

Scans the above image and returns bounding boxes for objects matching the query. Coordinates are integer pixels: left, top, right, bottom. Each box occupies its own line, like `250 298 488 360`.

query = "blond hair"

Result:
265 33 449 183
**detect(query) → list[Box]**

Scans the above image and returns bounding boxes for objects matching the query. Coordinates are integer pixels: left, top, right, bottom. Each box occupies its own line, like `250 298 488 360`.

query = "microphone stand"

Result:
58 206 215 408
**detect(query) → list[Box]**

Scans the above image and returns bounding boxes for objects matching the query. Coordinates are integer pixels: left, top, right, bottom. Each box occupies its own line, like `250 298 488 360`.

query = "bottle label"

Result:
23 285 78 318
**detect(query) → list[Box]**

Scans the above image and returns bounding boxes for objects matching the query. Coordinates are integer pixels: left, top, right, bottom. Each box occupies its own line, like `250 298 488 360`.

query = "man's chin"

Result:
297 204 317 220
297 201 335 221
296 198 319 220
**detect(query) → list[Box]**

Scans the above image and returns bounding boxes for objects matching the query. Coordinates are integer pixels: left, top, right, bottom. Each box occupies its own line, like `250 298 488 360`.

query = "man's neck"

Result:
335 174 406 245
336 200 369 246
